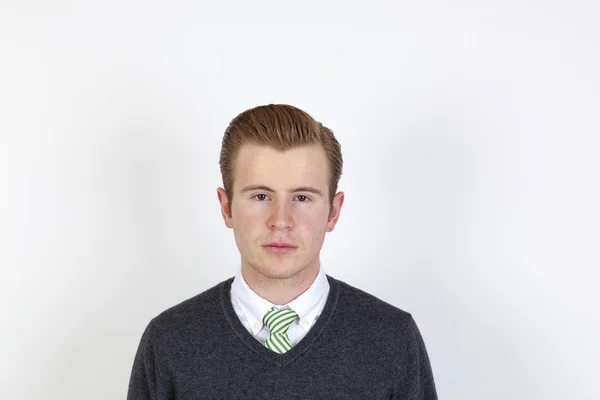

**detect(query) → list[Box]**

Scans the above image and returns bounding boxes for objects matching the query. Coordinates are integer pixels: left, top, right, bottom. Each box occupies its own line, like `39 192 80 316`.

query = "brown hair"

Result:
219 104 343 214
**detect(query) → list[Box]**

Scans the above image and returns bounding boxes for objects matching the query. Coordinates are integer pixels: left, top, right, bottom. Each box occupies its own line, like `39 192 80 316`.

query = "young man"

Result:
127 104 438 399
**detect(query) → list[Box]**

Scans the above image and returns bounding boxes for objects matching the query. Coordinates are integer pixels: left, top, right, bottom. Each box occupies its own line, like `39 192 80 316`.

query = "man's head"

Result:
217 104 344 282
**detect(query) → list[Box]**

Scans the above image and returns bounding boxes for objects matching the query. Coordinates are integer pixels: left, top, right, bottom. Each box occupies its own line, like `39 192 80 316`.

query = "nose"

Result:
267 200 294 230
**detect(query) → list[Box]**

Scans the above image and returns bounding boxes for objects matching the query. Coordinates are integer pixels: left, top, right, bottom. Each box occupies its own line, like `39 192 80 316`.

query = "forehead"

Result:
233 143 329 190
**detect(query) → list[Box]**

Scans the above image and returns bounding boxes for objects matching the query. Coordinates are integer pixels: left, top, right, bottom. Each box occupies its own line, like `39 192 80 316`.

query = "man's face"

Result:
217 143 344 281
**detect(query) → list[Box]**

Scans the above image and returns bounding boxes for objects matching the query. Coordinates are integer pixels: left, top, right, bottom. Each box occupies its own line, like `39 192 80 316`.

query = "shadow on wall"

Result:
35 81 223 398
373 107 542 399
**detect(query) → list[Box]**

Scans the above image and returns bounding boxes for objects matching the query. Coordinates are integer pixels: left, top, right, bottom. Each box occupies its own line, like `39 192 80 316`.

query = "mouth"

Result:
262 243 298 254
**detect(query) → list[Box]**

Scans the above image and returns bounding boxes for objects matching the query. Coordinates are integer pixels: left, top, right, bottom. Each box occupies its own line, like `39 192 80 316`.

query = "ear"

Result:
326 191 345 232
217 188 233 229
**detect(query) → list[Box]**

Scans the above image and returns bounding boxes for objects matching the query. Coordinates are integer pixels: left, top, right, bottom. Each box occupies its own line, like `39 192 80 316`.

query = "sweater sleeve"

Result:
399 316 438 400
127 320 160 400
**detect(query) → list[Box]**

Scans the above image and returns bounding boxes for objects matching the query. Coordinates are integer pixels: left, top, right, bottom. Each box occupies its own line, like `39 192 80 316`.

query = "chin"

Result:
252 259 309 281
260 266 303 280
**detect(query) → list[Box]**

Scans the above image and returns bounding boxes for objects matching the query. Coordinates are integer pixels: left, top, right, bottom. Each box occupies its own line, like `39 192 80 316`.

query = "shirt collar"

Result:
231 265 329 335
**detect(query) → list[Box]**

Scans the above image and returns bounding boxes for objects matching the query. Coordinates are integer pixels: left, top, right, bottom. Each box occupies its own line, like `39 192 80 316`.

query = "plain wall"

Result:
1 1 599 399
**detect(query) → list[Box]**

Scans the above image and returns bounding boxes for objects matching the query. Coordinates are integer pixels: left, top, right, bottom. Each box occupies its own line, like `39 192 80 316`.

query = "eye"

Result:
296 195 311 202
253 194 269 201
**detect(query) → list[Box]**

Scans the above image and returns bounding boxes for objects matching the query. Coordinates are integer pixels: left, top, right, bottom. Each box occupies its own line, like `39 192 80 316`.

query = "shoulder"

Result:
327 277 437 396
142 278 233 344
328 275 418 333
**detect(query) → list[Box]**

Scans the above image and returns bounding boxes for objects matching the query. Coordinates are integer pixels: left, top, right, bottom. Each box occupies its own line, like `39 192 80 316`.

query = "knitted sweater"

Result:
127 275 438 399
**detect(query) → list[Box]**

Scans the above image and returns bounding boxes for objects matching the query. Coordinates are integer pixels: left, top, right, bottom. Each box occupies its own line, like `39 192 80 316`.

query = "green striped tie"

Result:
262 307 298 354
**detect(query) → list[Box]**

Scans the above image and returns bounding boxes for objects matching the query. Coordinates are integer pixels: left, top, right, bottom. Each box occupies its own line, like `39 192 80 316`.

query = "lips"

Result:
262 242 298 254
264 242 297 248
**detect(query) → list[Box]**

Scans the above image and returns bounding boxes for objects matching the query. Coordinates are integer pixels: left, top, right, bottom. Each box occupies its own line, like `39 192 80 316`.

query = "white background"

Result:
1 1 599 399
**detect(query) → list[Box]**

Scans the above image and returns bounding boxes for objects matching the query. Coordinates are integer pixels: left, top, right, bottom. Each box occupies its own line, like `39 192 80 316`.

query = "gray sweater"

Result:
127 275 438 399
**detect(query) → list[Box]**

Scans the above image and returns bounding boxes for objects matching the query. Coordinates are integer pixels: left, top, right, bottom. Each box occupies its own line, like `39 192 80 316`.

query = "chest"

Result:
169 345 402 400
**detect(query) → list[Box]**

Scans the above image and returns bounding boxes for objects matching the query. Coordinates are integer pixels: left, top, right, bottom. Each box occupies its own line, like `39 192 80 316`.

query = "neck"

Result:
241 259 320 305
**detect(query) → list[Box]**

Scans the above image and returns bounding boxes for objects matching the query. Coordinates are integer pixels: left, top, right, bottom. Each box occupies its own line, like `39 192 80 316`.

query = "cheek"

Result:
233 203 328 232
296 211 329 238
232 208 264 242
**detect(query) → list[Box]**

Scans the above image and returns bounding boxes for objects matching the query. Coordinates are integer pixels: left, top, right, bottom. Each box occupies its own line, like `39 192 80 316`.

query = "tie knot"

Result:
262 307 298 334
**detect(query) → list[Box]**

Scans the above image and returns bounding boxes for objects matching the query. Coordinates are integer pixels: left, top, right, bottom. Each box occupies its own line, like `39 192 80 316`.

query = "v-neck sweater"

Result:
230 265 330 346
127 275 438 399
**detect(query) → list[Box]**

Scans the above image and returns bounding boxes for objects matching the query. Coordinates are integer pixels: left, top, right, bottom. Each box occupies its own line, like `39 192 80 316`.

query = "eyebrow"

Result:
240 185 324 197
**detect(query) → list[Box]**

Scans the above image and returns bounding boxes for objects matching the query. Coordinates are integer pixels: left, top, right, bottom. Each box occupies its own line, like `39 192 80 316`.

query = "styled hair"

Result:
219 104 343 214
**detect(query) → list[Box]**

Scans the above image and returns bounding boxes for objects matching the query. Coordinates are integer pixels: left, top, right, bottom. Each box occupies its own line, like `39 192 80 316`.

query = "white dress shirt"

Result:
230 265 330 347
